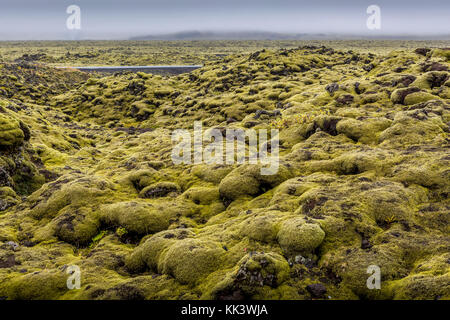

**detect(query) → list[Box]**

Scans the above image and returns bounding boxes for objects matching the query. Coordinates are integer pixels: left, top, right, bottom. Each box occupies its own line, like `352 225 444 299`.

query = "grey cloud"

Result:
0 0 448 40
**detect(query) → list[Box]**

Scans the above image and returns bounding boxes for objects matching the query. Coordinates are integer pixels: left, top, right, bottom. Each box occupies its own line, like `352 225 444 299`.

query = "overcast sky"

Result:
0 0 448 40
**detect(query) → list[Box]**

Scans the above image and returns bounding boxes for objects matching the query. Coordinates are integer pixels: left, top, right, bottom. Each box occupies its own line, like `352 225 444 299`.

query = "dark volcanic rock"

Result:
306 283 327 298
325 83 339 95
414 48 431 56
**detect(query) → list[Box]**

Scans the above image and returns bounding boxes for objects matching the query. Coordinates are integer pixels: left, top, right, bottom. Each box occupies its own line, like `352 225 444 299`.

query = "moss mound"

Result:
100 201 171 235
277 218 325 256
0 114 25 148
158 239 226 285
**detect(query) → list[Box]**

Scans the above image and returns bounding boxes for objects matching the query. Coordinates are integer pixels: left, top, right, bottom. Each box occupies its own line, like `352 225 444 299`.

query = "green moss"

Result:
268 178 318 211
336 118 392 144
139 181 180 198
317 216 361 252
390 87 422 105
29 175 114 219
239 213 279 243
219 164 292 201
432 48 450 61
277 218 325 256
158 238 226 285
403 92 438 105
386 254 450 300
307 151 383 176
392 166 447 189
0 44 448 300
207 252 290 299
388 274 450 300
323 245 406 299
0 269 68 300
0 186 19 211
183 186 221 205
0 113 25 148
0 186 17 198
100 201 171 235
218 172 260 200
51 206 100 246
358 182 415 224
378 112 445 146
125 229 195 273
11 160 45 196
122 169 162 192
411 71 449 90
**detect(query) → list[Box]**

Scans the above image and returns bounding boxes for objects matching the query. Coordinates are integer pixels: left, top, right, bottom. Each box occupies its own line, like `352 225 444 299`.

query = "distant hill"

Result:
131 31 308 40
130 31 450 41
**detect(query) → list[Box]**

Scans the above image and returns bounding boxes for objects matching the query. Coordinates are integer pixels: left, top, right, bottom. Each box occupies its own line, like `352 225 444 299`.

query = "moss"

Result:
125 228 195 273
130 101 155 120
277 218 325 256
0 44 448 300
311 115 343 136
51 206 100 246
336 118 392 144
11 160 45 196
0 186 19 211
0 113 25 148
361 92 387 104
388 274 450 300
29 175 114 220
239 213 279 243
122 169 162 192
415 202 450 233
390 87 422 105
268 178 318 212
86 78 98 86
404 92 439 105
139 181 180 198
411 71 449 89
208 252 290 299
386 254 450 300
359 182 414 223
317 216 361 252
218 172 260 200
158 238 226 285
322 245 407 299
183 186 221 205
100 201 171 235
307 151 383 176
432 48 450 61
0 186 17 198
80 235 133 272
378 112 445 146
392 166 447 189
219 164 292 201
0 269 68 300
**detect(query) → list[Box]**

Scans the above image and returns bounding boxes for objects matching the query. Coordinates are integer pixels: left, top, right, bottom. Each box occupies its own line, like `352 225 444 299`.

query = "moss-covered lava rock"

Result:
0 43 449 300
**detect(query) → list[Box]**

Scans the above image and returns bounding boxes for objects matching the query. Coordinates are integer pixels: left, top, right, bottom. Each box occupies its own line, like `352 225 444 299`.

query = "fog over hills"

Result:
130 31 450 41
0 0 449 40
